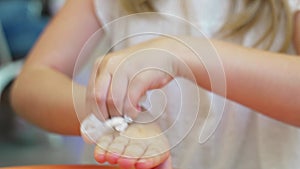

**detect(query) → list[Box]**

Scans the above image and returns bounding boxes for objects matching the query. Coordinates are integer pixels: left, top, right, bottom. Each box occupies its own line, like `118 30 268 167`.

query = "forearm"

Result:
10 67 85 135
184 38 300 126
9 0 100 135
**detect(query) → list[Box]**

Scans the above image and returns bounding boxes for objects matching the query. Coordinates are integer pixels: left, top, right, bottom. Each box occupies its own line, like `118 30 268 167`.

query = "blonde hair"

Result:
220 0 292 52
120 0 155 13
120 0 293 53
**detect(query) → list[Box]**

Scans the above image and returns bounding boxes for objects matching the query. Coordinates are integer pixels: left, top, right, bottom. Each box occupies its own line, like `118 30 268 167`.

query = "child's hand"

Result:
86 37 193 120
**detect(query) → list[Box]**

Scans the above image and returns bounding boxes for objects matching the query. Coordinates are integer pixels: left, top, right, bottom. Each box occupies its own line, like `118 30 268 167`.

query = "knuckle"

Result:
106 96 116 107
106 57 117 68
95 94 105 106
86 92 97 105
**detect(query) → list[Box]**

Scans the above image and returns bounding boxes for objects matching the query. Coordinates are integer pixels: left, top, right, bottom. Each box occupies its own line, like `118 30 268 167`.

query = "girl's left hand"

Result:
86 37 196 120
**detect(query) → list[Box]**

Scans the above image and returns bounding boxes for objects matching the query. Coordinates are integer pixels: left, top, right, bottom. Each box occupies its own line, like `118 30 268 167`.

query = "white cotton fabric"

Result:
89 0 300 169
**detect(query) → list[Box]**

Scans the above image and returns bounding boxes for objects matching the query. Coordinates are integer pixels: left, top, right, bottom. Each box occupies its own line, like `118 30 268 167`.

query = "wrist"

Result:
172 36 210 89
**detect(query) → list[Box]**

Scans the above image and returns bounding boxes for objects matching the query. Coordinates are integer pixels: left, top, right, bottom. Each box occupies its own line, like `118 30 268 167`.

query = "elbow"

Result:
9 70 33 119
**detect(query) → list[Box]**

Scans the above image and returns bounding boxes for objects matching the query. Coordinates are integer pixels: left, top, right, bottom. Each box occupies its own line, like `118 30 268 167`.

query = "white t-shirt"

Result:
86 0 300 169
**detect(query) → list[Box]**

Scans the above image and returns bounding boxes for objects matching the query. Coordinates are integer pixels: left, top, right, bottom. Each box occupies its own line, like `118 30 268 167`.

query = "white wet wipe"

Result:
80 114 133 144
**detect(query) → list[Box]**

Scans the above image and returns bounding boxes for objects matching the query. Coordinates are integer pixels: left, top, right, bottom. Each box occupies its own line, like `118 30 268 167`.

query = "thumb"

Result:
124 70 173 118
294 11 300 55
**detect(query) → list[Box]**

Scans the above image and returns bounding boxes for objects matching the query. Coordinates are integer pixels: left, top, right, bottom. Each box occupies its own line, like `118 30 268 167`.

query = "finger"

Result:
294 11 300 54
124 75 148 119
124 70 172 118
117 140 147 169
94 134 114 163
106 70 129 118
86 57 106 120
105 135 129 164
136 145 170 169
101 52 130 118
94 71 111 121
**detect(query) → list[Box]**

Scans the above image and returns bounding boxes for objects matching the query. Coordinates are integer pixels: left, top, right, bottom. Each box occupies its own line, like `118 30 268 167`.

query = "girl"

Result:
11 0 300 169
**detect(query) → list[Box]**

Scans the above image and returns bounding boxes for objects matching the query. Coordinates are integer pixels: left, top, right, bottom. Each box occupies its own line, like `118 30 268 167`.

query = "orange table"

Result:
0 165 119 169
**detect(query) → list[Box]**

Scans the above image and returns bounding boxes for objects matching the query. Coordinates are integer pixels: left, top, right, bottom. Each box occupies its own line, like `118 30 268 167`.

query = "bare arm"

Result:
92 34 300 127
183 12 300 124
174 12 300 126
10 0 101 135
185 39 300 127
203 11 300 126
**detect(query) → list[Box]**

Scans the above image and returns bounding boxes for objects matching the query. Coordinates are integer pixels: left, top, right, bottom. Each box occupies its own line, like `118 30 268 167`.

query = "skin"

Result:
10 1 171 168
92 36 300 127
94 123 171 169
9 0 300 168
10 0 100 135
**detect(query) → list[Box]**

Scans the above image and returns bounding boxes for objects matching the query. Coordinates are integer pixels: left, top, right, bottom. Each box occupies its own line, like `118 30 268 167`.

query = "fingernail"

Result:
106 153 119 164
95 154 106 163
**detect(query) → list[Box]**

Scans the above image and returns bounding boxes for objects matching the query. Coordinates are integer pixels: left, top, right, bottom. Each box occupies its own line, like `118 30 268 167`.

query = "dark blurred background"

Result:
0 0 86 166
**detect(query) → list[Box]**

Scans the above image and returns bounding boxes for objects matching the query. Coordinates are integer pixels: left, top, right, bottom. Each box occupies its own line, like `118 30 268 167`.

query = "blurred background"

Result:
0 0 88 166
